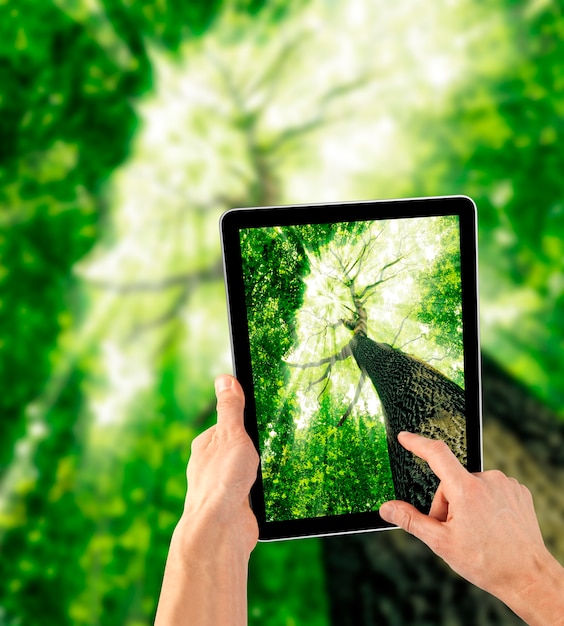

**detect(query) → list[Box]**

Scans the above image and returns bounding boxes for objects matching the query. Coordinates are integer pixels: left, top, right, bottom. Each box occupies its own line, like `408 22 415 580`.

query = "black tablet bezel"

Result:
220 196 482 541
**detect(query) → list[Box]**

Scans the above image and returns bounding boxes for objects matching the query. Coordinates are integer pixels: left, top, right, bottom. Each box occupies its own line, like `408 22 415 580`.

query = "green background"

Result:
1 0 563 624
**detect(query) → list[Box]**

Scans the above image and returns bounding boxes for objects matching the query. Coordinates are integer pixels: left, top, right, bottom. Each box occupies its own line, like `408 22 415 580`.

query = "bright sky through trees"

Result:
243 215 463 520
2 0 563 623
284 216 462 424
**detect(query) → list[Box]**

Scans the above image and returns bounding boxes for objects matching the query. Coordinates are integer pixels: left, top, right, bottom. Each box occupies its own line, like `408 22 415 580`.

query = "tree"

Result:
3 0 563 623
242 216 467 518
322 353 564 626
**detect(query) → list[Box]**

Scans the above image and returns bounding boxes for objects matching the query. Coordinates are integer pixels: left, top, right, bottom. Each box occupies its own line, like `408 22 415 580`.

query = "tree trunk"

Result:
350 333 466 511
321 352 564 625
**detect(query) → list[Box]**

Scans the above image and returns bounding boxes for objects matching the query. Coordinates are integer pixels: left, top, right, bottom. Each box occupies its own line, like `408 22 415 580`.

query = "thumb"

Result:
380 500 442 546
214 375 245 429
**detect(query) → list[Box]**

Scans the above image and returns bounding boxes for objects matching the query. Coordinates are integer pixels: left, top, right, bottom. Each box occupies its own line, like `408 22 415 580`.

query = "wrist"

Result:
497 548 564 626
172 505 256 565
155 508 255 626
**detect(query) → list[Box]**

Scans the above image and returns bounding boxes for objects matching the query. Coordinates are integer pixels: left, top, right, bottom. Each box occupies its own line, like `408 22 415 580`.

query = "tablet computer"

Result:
220 196 482 541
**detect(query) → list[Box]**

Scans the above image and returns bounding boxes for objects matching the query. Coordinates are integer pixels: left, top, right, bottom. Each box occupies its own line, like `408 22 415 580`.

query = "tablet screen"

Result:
221 196 482 540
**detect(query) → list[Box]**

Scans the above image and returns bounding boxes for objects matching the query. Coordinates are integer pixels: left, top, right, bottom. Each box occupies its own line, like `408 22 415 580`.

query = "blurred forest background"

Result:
0 0 563 624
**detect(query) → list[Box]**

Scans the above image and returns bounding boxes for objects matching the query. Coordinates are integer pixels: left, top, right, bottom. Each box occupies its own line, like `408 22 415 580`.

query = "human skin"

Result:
154 375 259 626
154 378 564 626
379 432 564 626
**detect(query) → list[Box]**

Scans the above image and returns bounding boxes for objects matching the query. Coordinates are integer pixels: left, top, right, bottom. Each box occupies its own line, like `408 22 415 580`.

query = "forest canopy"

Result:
241 215 464 520
2 0 563 623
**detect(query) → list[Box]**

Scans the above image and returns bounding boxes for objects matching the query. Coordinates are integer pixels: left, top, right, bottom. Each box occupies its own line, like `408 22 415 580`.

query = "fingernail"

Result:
215 375 233 394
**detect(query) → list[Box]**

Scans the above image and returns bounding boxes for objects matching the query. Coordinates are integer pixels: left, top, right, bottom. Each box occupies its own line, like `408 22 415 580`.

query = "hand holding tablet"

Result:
155 197 564 626
380 431 564 626
156 376 564 626
221 196 483 540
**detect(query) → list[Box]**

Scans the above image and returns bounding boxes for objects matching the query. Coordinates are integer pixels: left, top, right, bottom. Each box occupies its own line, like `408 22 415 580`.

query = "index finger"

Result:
398 431 469 485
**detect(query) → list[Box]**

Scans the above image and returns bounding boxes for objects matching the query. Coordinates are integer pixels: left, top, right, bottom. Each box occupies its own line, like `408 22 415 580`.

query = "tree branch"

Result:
286 342 352 370
359 255 406 299
307 363 333 389
269 67 382 156
83 260 223 293
316 368 333 400
398 333 425 351
391 304 417 347
245 35 306 106
337 370 367 427
350 235 379 280
127 287 190 342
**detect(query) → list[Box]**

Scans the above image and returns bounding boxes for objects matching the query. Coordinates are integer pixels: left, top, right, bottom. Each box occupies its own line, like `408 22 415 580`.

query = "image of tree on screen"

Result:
241 215 467 522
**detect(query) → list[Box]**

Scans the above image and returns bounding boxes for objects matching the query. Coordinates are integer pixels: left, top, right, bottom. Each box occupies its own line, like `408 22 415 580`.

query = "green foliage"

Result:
262 391 395 521
0 1 330 624
1 0 563 624
414 218 465 386
240 227 307 469
397 3 564 413
249 537 328 626
0 371 92 624
242 217 459 521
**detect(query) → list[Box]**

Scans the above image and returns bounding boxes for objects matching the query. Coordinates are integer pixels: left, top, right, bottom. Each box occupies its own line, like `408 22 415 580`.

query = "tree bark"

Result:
350 333 466 511
321 352 564 625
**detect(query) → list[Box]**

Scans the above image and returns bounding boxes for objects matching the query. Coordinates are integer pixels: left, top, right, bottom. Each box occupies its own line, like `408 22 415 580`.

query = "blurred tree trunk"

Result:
321 352 564 625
